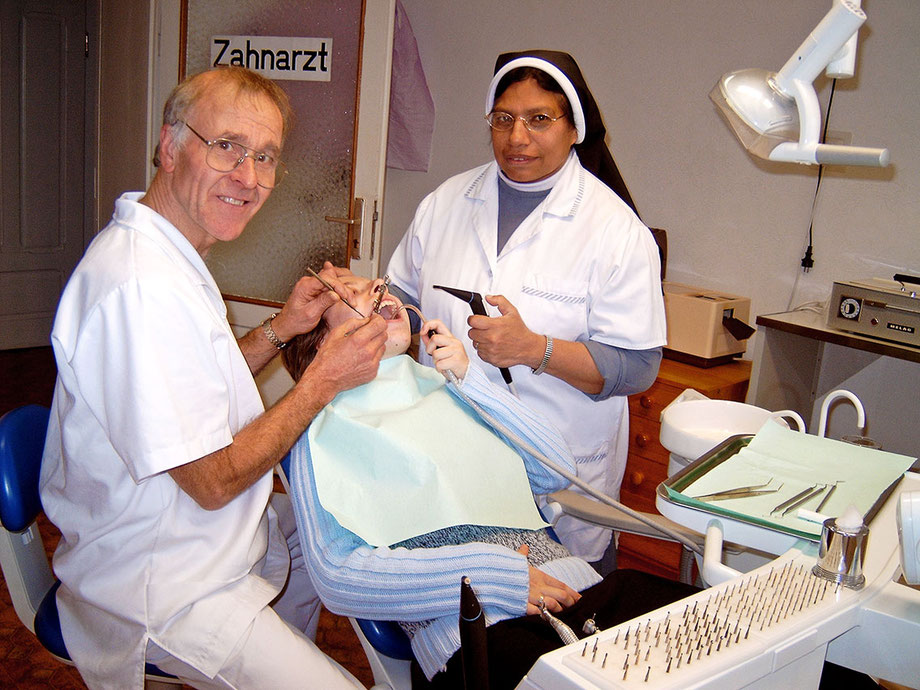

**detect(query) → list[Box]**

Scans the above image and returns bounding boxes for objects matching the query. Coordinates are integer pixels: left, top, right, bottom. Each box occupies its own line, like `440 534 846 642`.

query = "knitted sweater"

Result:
287 362 602 679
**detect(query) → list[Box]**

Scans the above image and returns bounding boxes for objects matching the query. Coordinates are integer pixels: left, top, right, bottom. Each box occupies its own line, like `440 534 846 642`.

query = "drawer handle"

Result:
629 471 645 487
634 433 651 448
639 395 653 409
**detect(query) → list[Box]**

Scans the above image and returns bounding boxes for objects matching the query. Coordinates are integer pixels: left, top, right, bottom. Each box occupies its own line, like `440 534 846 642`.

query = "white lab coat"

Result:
386 152 666 560
40 193 287 688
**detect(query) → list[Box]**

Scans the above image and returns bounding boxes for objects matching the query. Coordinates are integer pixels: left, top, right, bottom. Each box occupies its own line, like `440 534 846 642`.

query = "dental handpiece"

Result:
371 275 391 315
433 285 514 388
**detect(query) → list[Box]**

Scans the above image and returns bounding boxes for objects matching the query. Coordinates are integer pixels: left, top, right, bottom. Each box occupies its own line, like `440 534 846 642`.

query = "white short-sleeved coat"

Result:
387 152 666 560
40 193 287 688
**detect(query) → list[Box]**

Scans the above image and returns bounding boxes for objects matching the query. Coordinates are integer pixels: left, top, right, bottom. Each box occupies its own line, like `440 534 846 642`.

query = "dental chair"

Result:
277 451 701 690
0 404 181 689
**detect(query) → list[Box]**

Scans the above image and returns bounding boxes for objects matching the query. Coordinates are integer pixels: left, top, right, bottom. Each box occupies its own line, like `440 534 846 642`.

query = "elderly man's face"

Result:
165 83 284 255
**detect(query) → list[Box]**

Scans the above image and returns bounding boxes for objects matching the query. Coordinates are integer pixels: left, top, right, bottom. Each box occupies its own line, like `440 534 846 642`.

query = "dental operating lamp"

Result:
710 0 890 167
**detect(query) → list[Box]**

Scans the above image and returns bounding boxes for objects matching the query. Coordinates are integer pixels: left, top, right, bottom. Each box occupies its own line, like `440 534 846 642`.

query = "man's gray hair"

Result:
153 66 293 167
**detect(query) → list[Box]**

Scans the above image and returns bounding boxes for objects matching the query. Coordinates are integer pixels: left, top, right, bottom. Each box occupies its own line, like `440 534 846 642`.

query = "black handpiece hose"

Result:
433 285 514 387
459 576 489 690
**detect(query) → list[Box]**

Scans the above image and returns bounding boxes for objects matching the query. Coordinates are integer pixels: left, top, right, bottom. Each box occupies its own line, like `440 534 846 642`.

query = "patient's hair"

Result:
281 323 328 380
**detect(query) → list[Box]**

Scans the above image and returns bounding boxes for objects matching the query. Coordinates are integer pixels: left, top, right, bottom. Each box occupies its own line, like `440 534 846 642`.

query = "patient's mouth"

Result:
378 303 400 321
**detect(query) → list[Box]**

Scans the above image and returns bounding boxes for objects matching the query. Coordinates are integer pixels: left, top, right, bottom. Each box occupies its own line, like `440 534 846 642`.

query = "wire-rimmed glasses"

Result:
485 111 568 133
180 121 287 189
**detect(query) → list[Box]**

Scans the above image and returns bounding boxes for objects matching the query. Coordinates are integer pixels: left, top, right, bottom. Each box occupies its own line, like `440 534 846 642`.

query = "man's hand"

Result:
298 313 388 404
517 545 581 615
468 295 545 370
422 319 469 381
273 261 357 342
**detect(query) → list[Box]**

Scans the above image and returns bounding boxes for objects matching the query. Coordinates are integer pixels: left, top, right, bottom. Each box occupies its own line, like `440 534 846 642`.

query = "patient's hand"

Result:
517 545 581 615
422 319 469 381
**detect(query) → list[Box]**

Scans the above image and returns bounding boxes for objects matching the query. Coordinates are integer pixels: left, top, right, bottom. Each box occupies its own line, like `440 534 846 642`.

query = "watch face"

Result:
839 297 861 320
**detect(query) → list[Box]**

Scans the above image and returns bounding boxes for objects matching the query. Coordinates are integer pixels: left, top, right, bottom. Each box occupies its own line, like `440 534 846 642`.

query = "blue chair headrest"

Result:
0 405 50 532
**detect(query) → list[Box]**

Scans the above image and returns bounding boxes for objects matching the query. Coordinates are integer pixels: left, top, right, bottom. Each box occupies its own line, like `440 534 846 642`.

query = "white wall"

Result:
380 0 920 351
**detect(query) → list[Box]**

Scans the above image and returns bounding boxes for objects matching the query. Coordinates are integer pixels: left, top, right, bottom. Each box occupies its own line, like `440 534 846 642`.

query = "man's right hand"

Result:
299 313 388 403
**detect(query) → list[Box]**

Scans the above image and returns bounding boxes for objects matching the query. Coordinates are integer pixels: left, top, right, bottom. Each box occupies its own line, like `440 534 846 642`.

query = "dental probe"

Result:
400 299 704 556
307 267 365 318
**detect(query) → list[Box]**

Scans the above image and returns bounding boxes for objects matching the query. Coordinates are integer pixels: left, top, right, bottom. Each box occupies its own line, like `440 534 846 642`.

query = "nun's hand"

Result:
467 294 545 369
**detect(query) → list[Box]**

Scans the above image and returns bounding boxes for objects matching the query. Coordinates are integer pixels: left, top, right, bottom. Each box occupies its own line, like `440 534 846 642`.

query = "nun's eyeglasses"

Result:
485 111 568 133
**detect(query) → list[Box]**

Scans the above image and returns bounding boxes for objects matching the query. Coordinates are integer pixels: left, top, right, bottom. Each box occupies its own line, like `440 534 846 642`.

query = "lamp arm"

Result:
768 24 889 167
771 141 890 167
826 28 859 79
774 0 866 96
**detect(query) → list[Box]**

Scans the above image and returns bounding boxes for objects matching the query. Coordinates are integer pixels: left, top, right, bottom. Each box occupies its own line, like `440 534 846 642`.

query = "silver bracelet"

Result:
532 335 553 375
260 313 288 350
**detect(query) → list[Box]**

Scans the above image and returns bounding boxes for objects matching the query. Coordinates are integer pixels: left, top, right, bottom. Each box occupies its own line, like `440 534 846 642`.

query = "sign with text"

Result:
211 36 332 81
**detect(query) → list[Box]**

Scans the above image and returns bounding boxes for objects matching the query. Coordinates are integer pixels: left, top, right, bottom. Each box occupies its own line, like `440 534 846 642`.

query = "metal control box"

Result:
827 279 920 347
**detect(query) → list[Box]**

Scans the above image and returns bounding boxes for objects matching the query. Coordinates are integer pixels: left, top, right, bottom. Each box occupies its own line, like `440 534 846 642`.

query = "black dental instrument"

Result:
307 267 364 318
459 576 489 690
433 285 514 388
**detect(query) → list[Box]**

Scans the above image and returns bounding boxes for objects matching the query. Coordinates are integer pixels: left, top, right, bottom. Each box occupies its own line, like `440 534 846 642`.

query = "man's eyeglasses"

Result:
485 111 568 133
179 121 287 189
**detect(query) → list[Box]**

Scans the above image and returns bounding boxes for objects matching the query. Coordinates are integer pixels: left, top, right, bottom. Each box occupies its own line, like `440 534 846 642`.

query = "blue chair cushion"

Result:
36 581 177 678
0 405 50 531
355 617 415 661
35 581 69 660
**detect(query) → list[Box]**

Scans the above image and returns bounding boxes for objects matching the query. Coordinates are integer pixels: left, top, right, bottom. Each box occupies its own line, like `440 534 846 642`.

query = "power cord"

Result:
800 78 838 273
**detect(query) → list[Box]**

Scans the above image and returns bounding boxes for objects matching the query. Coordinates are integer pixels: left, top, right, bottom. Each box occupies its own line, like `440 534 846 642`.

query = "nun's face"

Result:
490 77 577 183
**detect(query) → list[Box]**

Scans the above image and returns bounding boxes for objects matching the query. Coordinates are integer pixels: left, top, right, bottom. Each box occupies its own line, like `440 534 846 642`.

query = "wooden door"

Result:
0 0 92 349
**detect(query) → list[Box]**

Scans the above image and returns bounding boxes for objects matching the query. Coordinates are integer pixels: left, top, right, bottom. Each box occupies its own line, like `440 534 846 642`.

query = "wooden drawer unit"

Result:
618 358 752 580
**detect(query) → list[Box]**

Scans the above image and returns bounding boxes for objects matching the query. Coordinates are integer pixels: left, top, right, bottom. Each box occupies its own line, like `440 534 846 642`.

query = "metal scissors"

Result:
692 479 782 502
307 267 364 318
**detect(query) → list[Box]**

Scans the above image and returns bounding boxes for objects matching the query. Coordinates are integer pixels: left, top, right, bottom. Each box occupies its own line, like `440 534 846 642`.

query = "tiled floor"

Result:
0 347 374 688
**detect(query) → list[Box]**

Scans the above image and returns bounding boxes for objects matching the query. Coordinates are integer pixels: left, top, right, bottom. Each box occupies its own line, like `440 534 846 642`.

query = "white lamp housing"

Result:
710 0 889 167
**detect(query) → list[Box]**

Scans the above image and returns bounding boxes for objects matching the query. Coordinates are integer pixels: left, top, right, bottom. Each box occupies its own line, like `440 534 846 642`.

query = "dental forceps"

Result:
307 267 364 317
692 479 782 502
371 275 391 314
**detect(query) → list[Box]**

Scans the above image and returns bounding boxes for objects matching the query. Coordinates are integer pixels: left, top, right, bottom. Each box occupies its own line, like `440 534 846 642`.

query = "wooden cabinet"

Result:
618 358 752 579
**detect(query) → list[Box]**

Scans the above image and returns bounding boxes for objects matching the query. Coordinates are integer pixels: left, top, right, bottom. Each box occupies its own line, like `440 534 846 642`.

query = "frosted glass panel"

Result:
185 0 362 303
